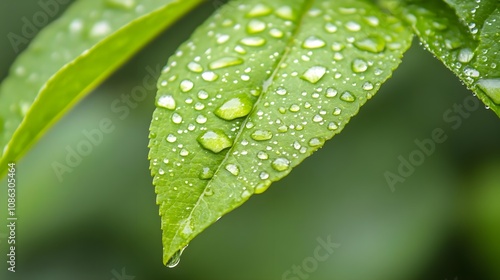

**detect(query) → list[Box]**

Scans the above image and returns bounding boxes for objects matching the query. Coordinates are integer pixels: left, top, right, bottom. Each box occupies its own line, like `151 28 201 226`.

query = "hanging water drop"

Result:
197 130 233 153
271 158 290 171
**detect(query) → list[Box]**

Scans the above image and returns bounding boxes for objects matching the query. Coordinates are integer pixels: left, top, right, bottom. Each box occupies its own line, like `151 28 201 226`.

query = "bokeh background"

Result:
1 1 500 279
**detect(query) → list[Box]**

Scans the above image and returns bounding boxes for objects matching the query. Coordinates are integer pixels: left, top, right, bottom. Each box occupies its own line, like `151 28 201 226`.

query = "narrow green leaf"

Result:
383 0 500 117
149 0 412 264
0 0 204 175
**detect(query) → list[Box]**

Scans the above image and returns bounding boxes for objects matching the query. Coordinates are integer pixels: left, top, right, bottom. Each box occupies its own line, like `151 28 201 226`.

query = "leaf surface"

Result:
0 0 203 175
148 0 413 264
383 0 500 117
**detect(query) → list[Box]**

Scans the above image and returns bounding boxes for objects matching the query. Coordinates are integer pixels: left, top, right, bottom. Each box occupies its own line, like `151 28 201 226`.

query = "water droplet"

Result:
259 172 270 180
340 92 355 102
215 96 253 120
216 34 230 44
257 151 269 160
275 6 295 20
302 36 326 49
225 164 240 176
276 87 287 95
166 245 187 268
201 71 218 81
328 122 338 130
187 62 203 73
180 80 194 92
354 36 385 53
464 67 480 77
240 37 266 47
364 16 379 26
180 149 189 157
106 0 136 10
195 115 207 124
444 38 462 50
247 19 266 33
345 21 361 31
308 138 322 147
289 104 300 112
251 130 273 141
199 167 214 180
158 168 165 175
362 82 374 91
269 28 284 38
301 66 326 84
197 90 209 100
312 115 323 123
352 58 369 73
197 130 233 153
247 3 272 17
326 88 338 97
69 19 84 33
172 113 183 124
477 78 500 104
331 42 344 51
157 95 176 110
254 181 271 194
271 158 290 172
209 57 244 70
458 48 474 63
166 134 177 143
89 21 112 38
324 23 338 33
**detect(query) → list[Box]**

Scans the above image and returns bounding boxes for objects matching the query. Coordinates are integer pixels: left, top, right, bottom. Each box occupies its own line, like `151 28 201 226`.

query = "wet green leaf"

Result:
383 0 500 117
148 0 412 265
0 0 203 175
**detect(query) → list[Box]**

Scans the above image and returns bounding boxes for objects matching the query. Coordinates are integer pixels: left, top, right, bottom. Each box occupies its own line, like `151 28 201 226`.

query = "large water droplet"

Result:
477 78 500 104
302 36 326 49
166 134 177 143
251 130 273 141
215 96 253 120
180 80 194 92
157 95 176 110
166 245 187 268
201 71 218 81
275 6 295 20
354 36 385 53
196 115 207 124
352 59 368 73
209 57 244 70
301 66 326 84
106 0 136 10
240 37 266 47
458 48 474 63
272 158 290 171
340 91 355 102
197 130 233 153
187 62 203 73
225 164 240 176
247 3 272 17
247 19 266 33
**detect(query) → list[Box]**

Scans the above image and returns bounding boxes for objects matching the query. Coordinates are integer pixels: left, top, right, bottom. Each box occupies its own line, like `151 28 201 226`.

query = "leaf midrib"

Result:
169 0 315 251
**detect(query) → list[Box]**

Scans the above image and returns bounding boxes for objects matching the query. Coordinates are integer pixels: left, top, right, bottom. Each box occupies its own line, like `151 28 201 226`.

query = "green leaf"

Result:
0 0 203 175
148 0 412 265
383 0 500 117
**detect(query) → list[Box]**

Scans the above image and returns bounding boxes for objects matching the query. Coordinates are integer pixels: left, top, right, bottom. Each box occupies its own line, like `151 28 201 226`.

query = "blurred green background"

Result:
1 1 500 279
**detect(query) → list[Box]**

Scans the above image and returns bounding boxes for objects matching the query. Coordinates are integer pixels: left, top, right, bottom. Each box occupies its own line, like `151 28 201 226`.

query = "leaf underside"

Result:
148 0 412 264
386 0 500 117
0 0 203 175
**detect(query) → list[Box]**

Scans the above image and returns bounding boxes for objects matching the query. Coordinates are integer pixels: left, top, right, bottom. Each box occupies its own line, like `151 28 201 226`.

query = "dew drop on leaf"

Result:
166 245 187 268
247 3 272 17
302 36 326 49
340 91 356 102
251 129 273 141
271 157 290 171
352 58 368 73
157 95 176 110
197 130 233 153
215 96 253 120
199 167 214 180
354 36 385 53
240 37 266 47
209 57 244 70
225 164 240 176
301 66 326 84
